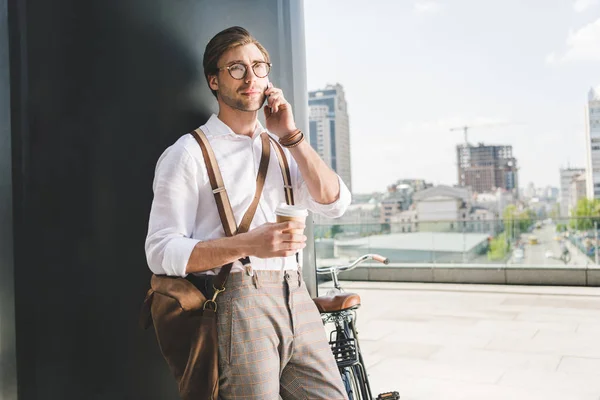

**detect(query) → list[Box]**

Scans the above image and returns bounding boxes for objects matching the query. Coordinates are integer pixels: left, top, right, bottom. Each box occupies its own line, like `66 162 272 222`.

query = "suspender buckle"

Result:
212 187 225 194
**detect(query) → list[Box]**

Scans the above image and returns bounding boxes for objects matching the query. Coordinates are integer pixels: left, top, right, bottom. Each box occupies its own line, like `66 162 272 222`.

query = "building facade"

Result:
457 143 518 195
560 168 585 217
570 173 587 214
585 87 600 199
308 83 352 192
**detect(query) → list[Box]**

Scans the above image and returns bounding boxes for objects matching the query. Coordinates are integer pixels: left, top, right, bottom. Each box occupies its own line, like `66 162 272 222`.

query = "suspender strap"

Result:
268 136 295 206
192 129 237 237
238 133 271 234
191 129 273 290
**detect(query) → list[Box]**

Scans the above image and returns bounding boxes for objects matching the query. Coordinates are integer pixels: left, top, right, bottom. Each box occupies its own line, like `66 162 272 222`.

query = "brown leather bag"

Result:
140 129 294 399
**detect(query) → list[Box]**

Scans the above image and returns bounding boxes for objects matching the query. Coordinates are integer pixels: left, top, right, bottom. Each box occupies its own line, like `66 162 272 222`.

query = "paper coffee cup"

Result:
275 203 308 234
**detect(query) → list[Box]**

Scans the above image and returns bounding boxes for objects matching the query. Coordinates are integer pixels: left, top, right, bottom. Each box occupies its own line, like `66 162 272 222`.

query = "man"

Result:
145 26 351 399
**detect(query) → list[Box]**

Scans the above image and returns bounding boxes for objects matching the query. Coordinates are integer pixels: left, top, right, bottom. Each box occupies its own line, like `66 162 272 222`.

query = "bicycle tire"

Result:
333 321 364 399
349 319 375 399
341 366 359 400
354 362 373 400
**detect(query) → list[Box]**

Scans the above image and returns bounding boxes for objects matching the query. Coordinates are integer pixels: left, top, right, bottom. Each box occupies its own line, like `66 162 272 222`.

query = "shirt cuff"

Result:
162 237 201 277
305 175 351 218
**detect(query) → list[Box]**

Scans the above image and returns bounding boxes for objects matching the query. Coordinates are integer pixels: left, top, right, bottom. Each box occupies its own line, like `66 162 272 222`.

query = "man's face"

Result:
211 43 269 112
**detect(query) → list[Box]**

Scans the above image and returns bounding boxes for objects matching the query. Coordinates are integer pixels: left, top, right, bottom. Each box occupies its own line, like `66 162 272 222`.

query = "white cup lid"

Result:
275 203 308 218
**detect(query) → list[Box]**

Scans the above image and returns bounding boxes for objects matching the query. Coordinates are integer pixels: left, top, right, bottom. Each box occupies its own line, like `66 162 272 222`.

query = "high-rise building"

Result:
457 143 518 195
585 86 600 199
560 167 585 217
308 84 352 192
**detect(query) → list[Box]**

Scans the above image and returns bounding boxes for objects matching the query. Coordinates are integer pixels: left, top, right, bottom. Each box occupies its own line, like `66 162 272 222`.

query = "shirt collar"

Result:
203 114 265 139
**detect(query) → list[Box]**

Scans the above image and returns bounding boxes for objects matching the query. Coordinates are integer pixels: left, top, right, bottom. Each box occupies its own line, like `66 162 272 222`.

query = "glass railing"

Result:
313 217 600 269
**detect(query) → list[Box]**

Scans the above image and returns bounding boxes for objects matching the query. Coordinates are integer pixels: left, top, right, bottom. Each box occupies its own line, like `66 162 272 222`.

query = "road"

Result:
514 224 592 267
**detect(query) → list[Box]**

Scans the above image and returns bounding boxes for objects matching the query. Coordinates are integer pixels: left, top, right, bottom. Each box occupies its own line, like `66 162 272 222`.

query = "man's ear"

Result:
208 75 219 92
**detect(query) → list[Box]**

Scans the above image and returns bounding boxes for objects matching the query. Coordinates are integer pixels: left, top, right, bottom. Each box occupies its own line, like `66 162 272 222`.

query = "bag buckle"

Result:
203 286 226 311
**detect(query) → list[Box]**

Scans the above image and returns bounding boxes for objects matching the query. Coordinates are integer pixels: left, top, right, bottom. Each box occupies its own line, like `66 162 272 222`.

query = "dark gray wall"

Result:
1 0 18 397
2 1 309 399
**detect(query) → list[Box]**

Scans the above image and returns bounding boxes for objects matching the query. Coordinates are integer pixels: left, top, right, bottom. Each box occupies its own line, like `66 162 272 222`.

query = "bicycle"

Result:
313 254 400 400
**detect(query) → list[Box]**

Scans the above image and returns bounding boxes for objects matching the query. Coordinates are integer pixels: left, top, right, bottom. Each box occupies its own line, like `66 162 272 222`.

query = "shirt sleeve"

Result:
145 144 201 277
290 152 352 218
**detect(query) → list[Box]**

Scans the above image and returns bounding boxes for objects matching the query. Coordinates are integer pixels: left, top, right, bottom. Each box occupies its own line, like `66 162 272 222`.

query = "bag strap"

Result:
191 129 272 289
268 136 295 206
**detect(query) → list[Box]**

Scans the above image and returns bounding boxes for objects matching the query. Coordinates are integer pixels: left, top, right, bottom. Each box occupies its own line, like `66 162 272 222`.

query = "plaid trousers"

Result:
215 269 348 400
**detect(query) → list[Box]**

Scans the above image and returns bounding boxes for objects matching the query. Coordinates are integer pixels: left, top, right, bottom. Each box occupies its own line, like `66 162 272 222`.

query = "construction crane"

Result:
450 126 471 145
450 122 517 146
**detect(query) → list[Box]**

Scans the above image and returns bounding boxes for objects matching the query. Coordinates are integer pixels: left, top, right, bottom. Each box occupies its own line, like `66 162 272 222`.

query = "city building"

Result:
585 86 600 199
560 167 585 217
569 173 587 214
411 185 499 234
413 185 471 227
380 184 413 223
457 143 518 195
389 210 417 233
473 188 515 216
379 179 432 223
308 83 352 192
523 182 536 199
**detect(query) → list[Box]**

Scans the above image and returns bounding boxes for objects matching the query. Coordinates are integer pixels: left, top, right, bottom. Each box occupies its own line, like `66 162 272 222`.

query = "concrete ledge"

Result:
587 268 600 286
369 266 433 282
433 267 506 284
505 268 587 286
335 264 599 287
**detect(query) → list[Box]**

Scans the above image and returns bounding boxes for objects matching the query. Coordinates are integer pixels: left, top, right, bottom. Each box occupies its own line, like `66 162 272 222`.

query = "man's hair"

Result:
203 26 270 99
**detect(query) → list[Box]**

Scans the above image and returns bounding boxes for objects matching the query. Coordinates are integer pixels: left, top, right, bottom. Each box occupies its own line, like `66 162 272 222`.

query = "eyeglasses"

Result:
218 61 272 80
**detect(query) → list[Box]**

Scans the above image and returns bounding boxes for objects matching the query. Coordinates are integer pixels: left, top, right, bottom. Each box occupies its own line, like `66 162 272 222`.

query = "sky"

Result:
304 0 600 194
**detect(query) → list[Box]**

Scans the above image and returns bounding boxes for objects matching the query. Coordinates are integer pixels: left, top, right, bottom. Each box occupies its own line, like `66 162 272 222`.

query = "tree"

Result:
488 232 509 261
503 205 535 241
569 198 600 231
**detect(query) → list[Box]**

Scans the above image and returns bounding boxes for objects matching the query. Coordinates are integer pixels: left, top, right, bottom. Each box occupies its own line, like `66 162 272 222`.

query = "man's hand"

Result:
240 221 307 258
264 82 297 138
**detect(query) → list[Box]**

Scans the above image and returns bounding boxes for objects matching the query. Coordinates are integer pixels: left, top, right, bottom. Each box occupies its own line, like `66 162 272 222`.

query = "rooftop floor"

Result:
318 281 600 400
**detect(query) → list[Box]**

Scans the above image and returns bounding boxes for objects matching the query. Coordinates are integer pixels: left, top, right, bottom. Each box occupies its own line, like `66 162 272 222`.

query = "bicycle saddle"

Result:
313 292 361 313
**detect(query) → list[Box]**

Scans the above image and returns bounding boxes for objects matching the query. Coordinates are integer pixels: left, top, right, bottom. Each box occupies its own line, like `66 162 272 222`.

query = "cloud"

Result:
574 0 599 12
546 17 600 64
414 0 443 15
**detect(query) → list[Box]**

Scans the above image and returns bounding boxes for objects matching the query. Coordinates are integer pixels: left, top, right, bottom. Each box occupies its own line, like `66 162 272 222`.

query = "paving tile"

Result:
498 369 600 396
577 322 600 334
557 356 600 375
429 347 561 372
368 357 506 385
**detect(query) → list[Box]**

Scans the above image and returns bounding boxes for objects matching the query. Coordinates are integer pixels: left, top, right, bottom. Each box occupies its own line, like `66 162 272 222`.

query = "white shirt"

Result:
145 114 351 277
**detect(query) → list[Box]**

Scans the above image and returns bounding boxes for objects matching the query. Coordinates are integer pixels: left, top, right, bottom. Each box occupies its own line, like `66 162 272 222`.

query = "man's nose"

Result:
245 66 259 84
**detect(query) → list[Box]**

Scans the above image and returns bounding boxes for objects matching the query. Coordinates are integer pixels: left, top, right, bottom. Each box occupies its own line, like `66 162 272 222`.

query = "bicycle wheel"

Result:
349 320 374 399
351 361 373 400
341 366 359 400
336 320 373 400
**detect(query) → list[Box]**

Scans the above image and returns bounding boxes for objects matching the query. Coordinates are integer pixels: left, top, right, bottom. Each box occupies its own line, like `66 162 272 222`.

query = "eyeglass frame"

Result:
217 61 272 80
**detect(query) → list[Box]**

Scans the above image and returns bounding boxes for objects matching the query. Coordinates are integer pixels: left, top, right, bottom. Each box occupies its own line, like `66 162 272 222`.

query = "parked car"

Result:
528 235 539 245
512 248 525 263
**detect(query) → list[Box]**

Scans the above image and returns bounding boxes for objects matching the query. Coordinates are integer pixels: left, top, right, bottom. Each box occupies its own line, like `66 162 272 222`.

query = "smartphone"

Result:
264 77 272 111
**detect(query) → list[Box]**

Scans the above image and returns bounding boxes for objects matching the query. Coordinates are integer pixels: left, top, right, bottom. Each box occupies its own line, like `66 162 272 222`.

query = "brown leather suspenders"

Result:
191 128 295 291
